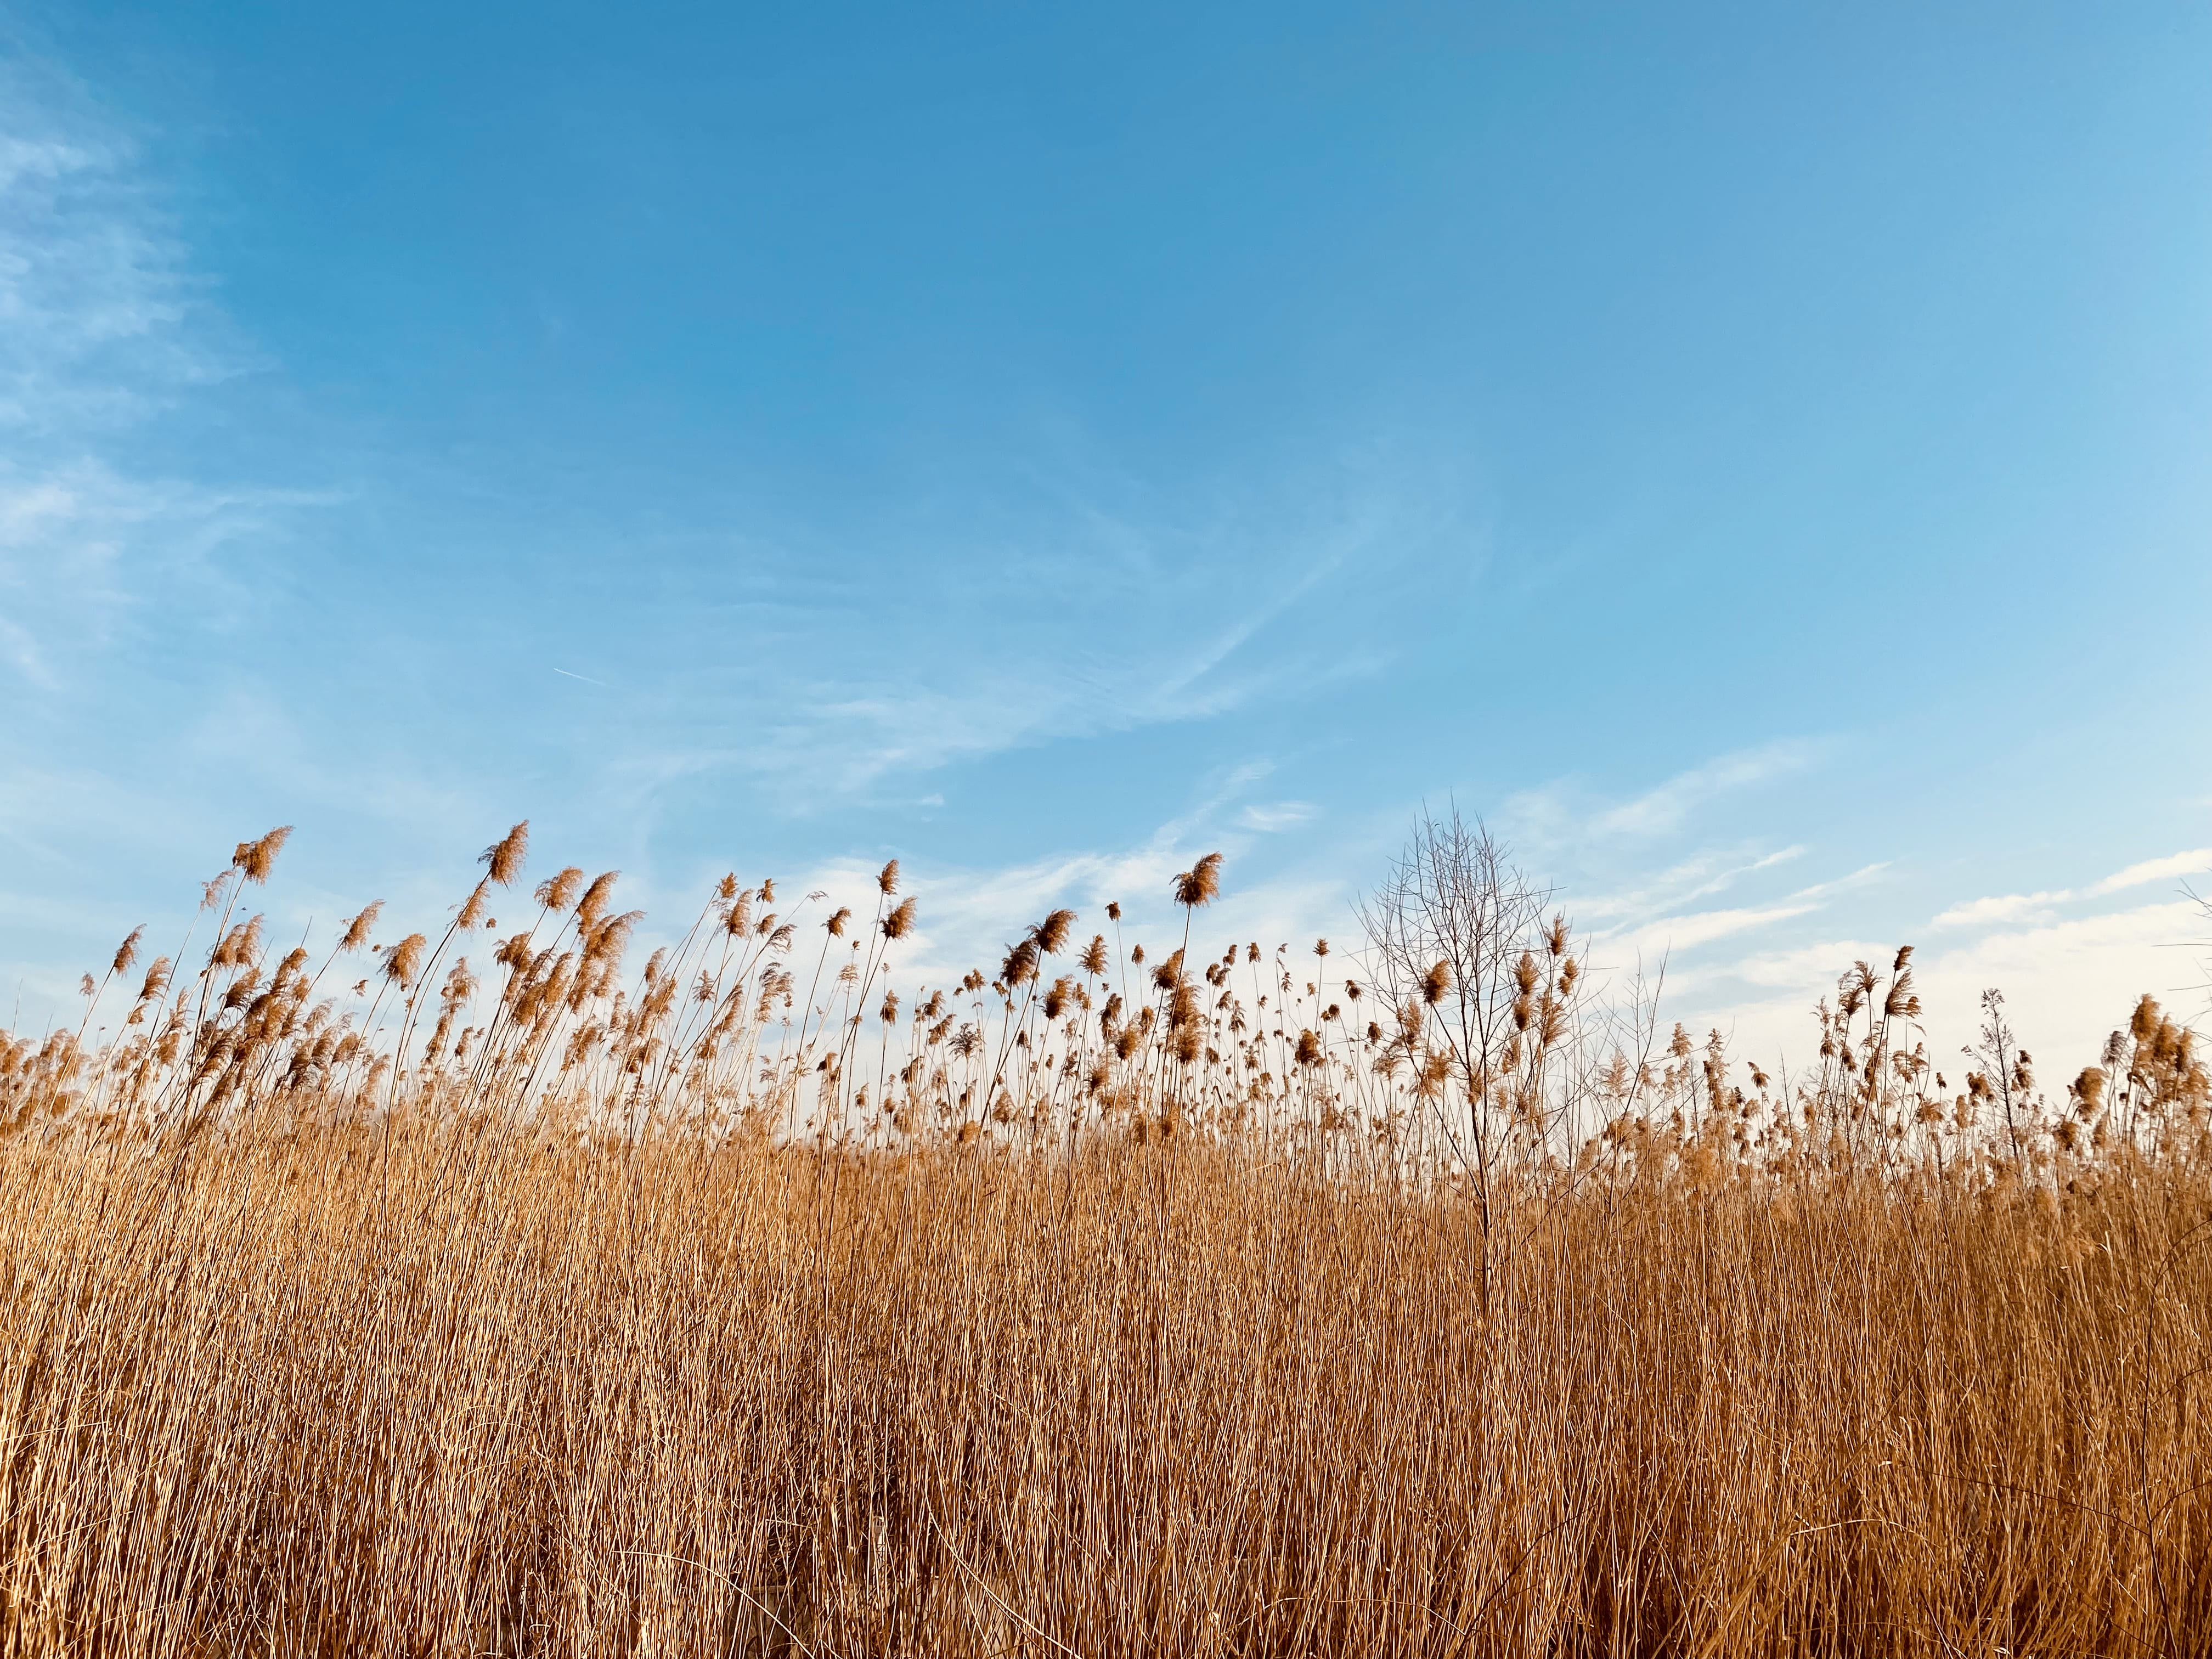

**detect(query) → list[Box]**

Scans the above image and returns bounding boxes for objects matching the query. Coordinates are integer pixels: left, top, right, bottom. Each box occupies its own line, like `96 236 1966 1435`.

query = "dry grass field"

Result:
1 819 2207 1656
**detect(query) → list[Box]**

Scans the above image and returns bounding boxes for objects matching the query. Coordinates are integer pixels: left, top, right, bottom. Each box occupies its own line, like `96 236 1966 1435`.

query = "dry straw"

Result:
0 816 2207 1655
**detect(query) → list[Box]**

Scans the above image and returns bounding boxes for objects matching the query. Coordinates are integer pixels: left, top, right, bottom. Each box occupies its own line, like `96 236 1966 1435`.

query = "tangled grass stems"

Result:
0 819 2205 1656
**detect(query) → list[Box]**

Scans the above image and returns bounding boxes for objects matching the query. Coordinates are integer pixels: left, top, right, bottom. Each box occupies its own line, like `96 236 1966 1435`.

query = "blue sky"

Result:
4 1 2210 1066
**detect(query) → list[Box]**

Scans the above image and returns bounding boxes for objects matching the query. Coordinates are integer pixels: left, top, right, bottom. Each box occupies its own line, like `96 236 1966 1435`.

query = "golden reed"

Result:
0 818 2205 1655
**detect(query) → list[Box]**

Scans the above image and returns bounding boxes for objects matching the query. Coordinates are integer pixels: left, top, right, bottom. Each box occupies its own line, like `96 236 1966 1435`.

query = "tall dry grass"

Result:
0 821 2208 1655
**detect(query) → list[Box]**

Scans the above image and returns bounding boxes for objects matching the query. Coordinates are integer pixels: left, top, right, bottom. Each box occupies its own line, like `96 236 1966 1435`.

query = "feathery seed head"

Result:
583 912 642 981
479 822 529 887
232 826 293 884
575 871 620 931
456 882 490 931
1173 851 1223 910
111 926 144 978
1421 961 1452 1006
535 867 585 912
2073 1066 2107 1112
382 933 428 991
339 901 382 953
1883 970 1917 1019
439 958 477 1006
878 859 900 896
212 916 266 970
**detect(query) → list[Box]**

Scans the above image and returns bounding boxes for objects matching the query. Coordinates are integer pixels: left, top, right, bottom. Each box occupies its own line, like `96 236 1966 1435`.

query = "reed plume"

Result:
479 820 529 887
1172 849 1223 909
230 825 292 883
380 931 428 991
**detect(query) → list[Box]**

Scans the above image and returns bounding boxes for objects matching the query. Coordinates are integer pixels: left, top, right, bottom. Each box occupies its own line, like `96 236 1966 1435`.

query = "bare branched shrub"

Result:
1356 808 1621 1299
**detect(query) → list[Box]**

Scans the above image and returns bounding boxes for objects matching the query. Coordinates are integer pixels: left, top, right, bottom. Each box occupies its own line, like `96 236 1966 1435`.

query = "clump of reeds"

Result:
0 820 2205 1656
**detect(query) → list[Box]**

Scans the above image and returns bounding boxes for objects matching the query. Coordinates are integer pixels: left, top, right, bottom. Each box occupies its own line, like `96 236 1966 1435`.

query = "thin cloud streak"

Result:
1932 848 2212 929
0 61 244 433
1584 741 1817 839
1591 867 1886 961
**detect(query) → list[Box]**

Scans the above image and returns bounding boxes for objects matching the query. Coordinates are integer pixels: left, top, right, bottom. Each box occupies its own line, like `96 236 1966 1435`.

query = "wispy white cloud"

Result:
1931 890 2063 930
0 460 326 685
2089 849 2212 897
0 64 242 434
1708 936 1891 994
1787 862 1892 901
631 601 1298 805
1929 848 2212 929
1573 844 1807 923
1239 801 1317 833
1593 866 1885 962
1583 741 1817 839
595 437 1466 810
0 60 311 694
1151 548 1348 706
1496 743 1822 896
1602 900 1823 957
